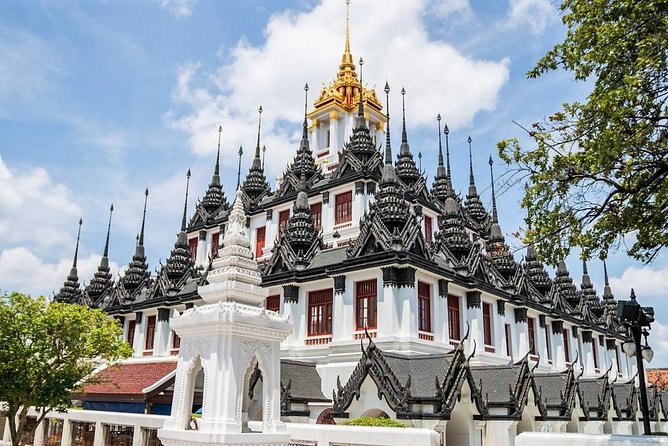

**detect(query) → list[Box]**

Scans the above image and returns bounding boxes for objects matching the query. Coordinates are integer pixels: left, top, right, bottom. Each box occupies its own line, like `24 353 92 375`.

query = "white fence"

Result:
516 432 668 446
2 410 438 446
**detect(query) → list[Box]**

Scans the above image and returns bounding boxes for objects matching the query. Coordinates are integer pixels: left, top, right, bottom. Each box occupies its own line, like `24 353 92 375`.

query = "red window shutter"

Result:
424 216 433 243
355 279 377 330
562 329 571 363
145 315 156 350
188 238 197 262
310 203 322 230
335 191 352 225
256 226 266 257
127 320 136 346
279 210 290 230
172 331 180 349
447 295 460 340
505 323 513 356
418 282 431 333
528 318 537 355
544 324 552 360
482 302 492 346
211 232 220 259
308 289 334 336
266 294 280 312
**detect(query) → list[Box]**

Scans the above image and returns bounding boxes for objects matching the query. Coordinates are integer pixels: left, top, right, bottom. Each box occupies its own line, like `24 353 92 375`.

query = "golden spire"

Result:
341 0 354 68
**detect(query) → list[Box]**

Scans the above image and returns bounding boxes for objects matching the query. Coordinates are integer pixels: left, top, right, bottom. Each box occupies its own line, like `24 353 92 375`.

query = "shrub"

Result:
342 416 405 428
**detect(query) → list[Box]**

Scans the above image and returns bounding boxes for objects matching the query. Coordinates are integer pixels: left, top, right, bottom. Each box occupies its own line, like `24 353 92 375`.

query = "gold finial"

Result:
341 0 354 68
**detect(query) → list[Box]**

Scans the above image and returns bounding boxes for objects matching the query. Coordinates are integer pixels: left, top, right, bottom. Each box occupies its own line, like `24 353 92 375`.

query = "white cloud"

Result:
432 0 472 18
609 266 668 300
504 0 556 34
0 247 120 297
165 0 510 180
159 0 196 18
648 320 668 368
0 25 63 111
0 154 81 249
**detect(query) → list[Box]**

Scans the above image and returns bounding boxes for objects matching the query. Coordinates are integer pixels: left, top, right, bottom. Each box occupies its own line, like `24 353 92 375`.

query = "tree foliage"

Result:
498 0 668 264
0 292 132 446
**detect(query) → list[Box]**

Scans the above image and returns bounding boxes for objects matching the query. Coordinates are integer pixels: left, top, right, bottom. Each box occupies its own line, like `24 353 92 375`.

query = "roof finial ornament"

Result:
488 156 498 223
444 123 451 179
342 0 353 66
418 151 422 173
215 125 222 177
357 58 365 119
138 188 149 247
301 82 310 142
262 145 266 170
401 87 408 145
255 105 263 158
103 204 113 258
437 114 444 168
181 169 191 232
73 218 82 268
384 81 392 165
468 135 474 185
236 145 243 189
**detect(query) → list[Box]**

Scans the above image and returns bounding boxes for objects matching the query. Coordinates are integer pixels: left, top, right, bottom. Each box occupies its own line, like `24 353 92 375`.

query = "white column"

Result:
515 309 530 360
196 231 207 267
398 284 416 339
581 331 595 376
133 312 145 357
3 417 12 443
154 309 171 357
581 421 604 434
33 420 44 446
329 112 339 150
60 420 72 446
131 425 143 446
332 276 346 342
92 422 104 446
466 292 483 356
380 280 400 338
551 323 566 368
484 420 515 446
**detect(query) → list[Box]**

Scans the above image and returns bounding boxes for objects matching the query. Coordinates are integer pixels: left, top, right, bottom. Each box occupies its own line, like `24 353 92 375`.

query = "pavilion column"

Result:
332 276 348 342
551 320 566 368
133 312 144 357
514 307 529 359
154 308 172 356
195 230 207 267
329 111 339 151
32 419 44 446
466 291 483 355
92 421 104 446
581 330 595 376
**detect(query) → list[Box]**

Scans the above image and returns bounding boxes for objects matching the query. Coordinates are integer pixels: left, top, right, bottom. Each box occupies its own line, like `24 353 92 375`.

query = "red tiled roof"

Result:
81 360 177 396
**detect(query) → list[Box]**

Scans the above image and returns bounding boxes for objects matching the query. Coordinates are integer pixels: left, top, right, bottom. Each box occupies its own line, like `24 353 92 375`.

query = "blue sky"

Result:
1 0 667 364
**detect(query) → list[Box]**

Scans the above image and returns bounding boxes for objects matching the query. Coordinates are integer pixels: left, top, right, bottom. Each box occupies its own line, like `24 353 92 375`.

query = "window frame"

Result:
355 279 378 330
310 202 322 230
188 238 197 262
334 191 353 225
418 281 432 333
527 317 537 356
210 232 220 259
255 226 266 257
505 323 513 357
544 323 553 361
307 289 334 337
266 294 280 313
278 209 290 230
482 302 494 350
424 215 433 243
592 335 600 370
127 320 136 347
144 315 156 351
562 328 571 364
447 294 461 341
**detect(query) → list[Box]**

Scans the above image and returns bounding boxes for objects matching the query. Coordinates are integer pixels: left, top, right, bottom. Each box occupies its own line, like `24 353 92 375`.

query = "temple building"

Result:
23 3 667 446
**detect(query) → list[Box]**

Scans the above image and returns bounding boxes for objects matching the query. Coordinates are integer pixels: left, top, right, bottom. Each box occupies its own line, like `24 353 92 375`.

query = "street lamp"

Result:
617 289 655 435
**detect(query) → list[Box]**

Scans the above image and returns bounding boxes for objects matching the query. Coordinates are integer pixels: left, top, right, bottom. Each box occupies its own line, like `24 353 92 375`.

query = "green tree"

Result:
0 292 132 446
498 0 668 264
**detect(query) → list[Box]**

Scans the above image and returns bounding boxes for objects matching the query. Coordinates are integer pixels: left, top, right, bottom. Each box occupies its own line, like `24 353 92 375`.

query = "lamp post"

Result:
617 289 655 435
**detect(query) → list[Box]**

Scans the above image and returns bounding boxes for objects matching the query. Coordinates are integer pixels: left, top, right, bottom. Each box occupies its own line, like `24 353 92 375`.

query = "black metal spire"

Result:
237 146 243 189
123 189 150 292
355 58 366 128
384 81 392 165
86 205 114 301
201 125 226 212
164 171 195 281
468 135 474 186
489 156 499 224
302 83 309 142
72 217 82 269
214 125 221 180
603 260 614 298
432 115 454 203
401 87 408 146
253 105 263 168
181 169 191 232
55 218 84 303
138 188 148 247
262 145 266 170
395 87 420 186
437 114 444 173
445 123 452 180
